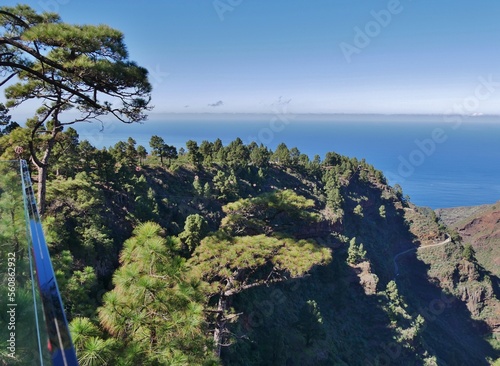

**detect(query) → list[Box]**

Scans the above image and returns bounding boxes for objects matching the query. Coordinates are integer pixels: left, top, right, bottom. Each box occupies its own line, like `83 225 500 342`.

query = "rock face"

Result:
351 261 379 295
453 261 490 315
436 202 500 276
435 203 500 335
458 210 500 273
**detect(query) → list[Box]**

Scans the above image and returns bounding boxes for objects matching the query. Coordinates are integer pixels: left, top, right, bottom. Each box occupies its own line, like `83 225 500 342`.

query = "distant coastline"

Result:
71 115 500 209
143 112 500 122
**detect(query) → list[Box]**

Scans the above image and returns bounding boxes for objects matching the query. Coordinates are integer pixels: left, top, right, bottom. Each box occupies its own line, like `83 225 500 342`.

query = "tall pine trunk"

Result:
213 294 227 358
32 127 57 216
35 141 54 216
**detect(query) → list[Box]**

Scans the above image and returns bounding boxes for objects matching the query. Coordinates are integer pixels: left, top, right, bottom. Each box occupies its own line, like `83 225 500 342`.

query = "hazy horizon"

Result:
2 0 500 116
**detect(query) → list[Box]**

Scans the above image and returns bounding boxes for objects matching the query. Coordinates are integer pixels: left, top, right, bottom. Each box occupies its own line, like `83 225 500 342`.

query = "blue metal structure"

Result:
0 160 78 365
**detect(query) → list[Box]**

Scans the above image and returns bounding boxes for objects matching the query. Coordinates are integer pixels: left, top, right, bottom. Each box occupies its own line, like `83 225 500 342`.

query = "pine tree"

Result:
69 317 117 366
220 190 318 237
295 300 326 347
179 214 209 253
462 244 476 262
271 143 291 166
149 135 167 165
193 176 204 196
137 145 147 165
347 237 366 264
203 182 212 198
98 222 212 365
186 140 202 167
1 5 152 214
189 233 331 357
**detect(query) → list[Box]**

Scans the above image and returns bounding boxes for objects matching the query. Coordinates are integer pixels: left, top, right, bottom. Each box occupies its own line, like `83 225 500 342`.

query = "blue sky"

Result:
3 0 500 116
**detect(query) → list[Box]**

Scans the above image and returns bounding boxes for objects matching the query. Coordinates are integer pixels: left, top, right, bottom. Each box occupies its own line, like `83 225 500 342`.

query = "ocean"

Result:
75 114 500 209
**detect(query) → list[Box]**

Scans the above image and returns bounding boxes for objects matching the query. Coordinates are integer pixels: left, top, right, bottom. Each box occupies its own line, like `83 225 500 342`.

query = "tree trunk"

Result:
213 294 227 358
34 132 56 216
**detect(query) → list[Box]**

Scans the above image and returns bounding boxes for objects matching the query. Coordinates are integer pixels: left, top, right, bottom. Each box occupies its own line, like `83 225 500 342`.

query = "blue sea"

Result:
75 114 500 209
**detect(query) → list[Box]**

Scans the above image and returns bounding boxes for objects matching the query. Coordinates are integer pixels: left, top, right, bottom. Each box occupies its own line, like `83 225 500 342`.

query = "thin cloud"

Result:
208 100 224 107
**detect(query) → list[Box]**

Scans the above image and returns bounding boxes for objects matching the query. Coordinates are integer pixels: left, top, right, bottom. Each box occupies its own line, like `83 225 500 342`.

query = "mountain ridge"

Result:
1 130 499 364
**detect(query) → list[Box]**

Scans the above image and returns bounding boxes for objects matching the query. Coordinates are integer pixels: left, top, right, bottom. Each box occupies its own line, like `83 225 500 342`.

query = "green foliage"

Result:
186 140 203 166
220 190 318 236
52 249 98 318
1 4 151 212
65 267 98 318
212 170 239 201
199 140 213 165
0 166 26 254
0 126 494 364
385 280 403 309
323 151 342 166
193 176 204 196
149 135 177 166
44 172 117 284
462 244 477 262
326 185 343 215
188 204 331 355
347 237 367 264
449 228 462 243
383 281 426 352
0 103 20 137
379 204 386 218
289 147 301 166
272 142 291 166
137 145 147 163
257 167 266 181
107 137 139 167
70 317 118 366
130 175 160 222
98 222 212 365
250 143 271 168
295 300 326 347
189 232 331 302
0 103 11 126
0 125 32 161
393 184 404 200
225 137 249 169
179 214 209 253
353 204 364 217
203 182 212 198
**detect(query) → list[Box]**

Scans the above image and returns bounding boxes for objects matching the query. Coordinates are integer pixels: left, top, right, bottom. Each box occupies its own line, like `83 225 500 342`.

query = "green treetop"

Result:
1 4 152 214
98 222 213 365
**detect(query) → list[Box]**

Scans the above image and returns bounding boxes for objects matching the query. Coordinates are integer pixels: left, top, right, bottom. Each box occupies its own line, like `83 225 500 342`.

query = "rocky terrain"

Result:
436 201 500 277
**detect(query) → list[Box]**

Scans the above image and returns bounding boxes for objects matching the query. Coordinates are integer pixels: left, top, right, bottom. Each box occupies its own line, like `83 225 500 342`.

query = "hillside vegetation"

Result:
437 202 500 277
0 126 499 365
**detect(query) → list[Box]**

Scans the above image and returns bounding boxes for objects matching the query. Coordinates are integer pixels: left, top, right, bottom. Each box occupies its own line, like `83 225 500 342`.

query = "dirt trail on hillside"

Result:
393 236 451 277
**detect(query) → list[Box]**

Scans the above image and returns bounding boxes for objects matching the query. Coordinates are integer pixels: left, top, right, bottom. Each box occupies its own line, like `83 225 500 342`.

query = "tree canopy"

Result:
0 4 152 213
98 222 214 365
0 4 151 122
220 189 318 236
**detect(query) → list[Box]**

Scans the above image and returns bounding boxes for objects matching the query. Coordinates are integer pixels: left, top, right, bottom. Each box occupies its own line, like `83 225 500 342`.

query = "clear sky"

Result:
2 0 500 116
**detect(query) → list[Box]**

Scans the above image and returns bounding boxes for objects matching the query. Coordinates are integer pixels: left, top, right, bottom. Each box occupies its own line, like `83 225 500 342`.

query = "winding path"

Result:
393 236 451 277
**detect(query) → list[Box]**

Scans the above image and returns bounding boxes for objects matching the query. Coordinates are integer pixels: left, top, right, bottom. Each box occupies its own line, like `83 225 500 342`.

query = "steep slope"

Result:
29 135 499 365
221 165 500 365
437 202 500 277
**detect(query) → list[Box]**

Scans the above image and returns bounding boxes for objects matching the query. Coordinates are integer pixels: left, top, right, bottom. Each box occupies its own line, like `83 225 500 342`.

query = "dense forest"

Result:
0 4 499 365
0 116 499 365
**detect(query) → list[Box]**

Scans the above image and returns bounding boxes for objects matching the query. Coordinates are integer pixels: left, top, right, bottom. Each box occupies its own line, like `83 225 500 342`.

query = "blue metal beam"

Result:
20 160 79 366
